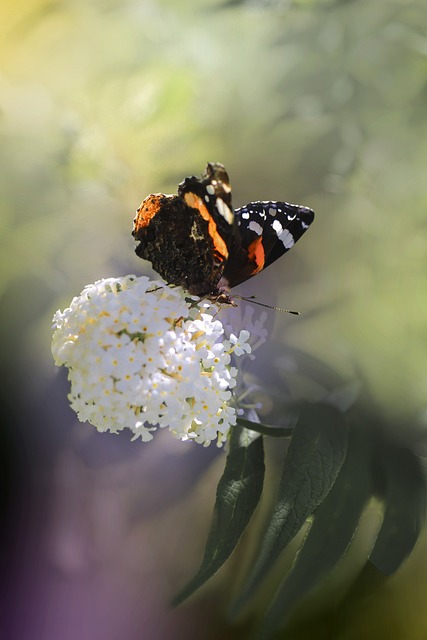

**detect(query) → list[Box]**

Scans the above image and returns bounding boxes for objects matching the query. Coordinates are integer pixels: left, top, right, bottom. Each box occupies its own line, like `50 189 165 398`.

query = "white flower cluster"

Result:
51 276 251 446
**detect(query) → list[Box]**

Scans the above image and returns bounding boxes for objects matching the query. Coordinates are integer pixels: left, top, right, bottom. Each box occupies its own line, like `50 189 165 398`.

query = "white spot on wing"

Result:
204 195 209 202
248 220 263 236
206 184 215 195
242 211 250 219
269 207 276 216
279 229 294 249
216 198 234 224
272 219 283 235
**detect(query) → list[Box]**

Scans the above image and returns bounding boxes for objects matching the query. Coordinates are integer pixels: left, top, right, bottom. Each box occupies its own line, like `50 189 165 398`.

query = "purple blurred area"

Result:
0 362 233 640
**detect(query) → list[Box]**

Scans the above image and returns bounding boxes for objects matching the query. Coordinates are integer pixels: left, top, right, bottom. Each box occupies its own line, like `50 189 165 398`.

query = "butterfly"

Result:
132 162 314 305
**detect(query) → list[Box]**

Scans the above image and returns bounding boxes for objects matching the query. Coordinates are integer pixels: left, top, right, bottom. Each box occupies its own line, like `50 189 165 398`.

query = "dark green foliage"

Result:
173 424 265 605
231 403 349 615
370 443 426 575
174 403 427 640
236 416 297 438
255 424 373 639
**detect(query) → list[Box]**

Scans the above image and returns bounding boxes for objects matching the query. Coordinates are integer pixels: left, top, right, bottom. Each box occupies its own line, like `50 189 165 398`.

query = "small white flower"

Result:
222 305 269 358
51 275 252 446
228 330 252 356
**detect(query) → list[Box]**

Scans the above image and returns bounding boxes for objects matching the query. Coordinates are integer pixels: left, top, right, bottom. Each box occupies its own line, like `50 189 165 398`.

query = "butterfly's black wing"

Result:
223 200 314 288
177 162 234 238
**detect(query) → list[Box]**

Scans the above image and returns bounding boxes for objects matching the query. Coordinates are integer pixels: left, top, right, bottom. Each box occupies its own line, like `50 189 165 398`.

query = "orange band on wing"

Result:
247 236 265 273
184 192 229 260
133 194 163 233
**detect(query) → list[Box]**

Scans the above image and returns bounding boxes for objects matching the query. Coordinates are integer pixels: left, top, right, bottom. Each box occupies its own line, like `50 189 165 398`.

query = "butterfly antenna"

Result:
233 295 300 315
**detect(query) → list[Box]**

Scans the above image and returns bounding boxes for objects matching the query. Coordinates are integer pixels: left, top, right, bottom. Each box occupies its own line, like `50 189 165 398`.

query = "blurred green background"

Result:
1 0 427 638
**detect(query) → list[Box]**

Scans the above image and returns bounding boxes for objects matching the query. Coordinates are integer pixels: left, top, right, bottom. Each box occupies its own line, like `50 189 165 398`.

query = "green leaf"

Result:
231 403 349 615
256 424 373 639
369 444 426 575
172 424 265 605
236 415 296 438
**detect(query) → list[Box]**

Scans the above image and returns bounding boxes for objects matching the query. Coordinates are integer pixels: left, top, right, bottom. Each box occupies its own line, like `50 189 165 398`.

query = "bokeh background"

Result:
2 0 427 638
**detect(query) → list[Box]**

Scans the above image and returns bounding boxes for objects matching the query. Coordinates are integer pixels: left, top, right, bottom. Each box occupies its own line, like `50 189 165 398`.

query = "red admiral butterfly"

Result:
132 163 314 304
